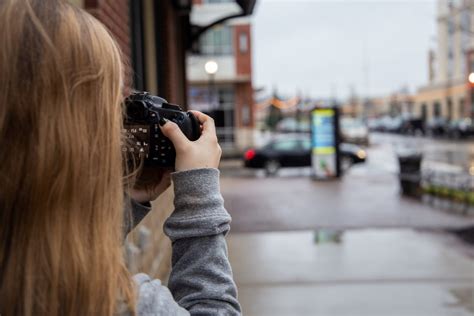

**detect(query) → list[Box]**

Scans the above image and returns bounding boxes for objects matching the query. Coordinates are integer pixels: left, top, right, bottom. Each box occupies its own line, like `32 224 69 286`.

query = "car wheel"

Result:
264 159 280 176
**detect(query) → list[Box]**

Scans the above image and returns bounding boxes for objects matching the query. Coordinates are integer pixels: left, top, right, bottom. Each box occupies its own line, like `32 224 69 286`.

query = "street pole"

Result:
204 60 219 111
208 73 215 111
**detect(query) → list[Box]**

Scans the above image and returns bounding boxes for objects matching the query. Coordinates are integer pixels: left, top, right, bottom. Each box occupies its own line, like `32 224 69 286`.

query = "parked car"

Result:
243 136 367 175
385 116 404 133
370 116 403 133
426 117 448 137
340 117 369 145
276 117 310 133
367 117 381 131
369 116 391 132
447 118 474 139
400 117 425 135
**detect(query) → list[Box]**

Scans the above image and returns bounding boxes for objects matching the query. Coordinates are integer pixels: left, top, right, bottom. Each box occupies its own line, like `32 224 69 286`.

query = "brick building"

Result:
69 0 256 281
70 0 191 281
187 0 256 155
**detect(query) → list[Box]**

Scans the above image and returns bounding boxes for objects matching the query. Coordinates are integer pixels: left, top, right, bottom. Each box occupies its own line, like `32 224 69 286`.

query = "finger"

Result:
159 119 189 151
189 110 216 136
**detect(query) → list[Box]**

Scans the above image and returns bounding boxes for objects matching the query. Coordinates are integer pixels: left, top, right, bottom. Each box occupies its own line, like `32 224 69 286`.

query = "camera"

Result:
123 92 201 167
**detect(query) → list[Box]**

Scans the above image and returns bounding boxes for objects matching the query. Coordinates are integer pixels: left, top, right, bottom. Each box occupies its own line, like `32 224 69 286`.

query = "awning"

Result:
189 0 257 49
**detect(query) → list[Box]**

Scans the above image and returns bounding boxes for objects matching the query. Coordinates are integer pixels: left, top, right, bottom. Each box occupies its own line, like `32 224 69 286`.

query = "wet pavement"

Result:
221 171 474 232
222 133 474 315
228 229 474 316
220 133 474 232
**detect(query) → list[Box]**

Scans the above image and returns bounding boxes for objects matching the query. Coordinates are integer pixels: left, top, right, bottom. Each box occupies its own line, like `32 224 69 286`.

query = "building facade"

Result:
415 0 474 121
74 0 194 281
187 0 255 154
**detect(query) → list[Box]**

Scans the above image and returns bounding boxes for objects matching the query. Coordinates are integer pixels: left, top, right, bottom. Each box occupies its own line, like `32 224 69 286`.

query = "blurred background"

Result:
76 0 473 315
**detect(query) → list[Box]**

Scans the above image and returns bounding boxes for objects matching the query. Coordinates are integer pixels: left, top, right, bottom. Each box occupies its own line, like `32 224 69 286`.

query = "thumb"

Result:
159 118 188 151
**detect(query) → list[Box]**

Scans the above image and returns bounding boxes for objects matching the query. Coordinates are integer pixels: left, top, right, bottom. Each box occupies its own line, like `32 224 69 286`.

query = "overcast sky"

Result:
252 0 437 100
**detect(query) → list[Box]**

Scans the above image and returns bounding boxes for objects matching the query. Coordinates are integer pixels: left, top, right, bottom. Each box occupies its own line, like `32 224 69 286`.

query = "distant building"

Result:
415 0 474 121
188 0 256 154
340 91 414 119
253 94 301 130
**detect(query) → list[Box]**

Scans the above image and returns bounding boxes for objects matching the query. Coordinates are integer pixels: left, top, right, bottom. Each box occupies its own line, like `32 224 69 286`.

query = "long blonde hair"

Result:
0 0 135 315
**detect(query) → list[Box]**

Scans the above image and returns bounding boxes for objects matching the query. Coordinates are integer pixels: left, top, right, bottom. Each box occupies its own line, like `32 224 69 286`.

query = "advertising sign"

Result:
311 108 340 179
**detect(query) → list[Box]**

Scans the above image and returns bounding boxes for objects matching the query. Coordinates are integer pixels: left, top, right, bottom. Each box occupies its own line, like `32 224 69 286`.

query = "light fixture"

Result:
468 72 474 84
204 60 219 75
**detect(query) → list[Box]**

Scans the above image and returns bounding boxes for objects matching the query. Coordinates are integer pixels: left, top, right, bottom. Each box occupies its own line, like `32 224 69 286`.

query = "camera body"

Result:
123 92 201 167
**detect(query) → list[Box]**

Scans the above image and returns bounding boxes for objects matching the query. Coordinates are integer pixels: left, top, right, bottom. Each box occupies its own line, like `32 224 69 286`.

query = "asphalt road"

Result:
220 133 474 233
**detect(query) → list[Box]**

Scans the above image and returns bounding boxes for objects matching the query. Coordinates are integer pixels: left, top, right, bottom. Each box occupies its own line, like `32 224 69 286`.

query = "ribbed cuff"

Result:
164 168 231 241
171 168 221 200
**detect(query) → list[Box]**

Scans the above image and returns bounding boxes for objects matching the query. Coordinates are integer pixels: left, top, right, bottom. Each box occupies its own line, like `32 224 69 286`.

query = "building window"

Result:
214 86 235 146
421 104 427 121
239 32 248 53
447 47 454 78
217 87 235 108
241 104 250 126
447 98 452 121
434 101 442 117
447 18 455 34
461 10 470 75
459 98 465 118
199 25 233 55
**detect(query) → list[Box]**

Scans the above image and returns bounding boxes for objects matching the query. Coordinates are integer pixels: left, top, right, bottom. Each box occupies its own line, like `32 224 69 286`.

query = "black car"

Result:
446 118 474 139
401 117 425 135
426 117 448 137
244 136 367 175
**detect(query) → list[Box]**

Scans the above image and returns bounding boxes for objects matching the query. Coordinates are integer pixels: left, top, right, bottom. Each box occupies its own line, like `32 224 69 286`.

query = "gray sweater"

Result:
127 168 241 315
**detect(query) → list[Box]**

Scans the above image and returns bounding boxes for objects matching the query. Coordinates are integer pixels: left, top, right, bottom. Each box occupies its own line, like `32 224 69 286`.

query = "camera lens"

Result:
127 101 148 120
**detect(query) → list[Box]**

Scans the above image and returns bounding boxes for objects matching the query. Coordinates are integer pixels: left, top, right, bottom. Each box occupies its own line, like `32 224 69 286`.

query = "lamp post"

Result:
469 72 474 85
204 60 218 111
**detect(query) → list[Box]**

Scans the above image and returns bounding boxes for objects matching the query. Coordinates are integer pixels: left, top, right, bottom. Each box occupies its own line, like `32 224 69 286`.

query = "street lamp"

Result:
204 60 218 75
469 72 474 84
204 60 218 111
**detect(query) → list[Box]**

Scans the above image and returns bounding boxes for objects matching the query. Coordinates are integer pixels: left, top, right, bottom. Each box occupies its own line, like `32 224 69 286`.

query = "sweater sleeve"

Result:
133 168 241 316
164 168 241 315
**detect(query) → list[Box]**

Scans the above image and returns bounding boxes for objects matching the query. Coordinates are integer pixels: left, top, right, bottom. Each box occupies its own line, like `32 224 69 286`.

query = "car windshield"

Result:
271 139 300 151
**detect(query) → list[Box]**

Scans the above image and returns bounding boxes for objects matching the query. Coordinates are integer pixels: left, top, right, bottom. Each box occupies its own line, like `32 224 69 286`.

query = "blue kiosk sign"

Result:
311 108 340 179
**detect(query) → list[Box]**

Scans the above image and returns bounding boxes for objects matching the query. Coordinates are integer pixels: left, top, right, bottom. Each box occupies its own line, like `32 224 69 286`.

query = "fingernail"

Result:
159 117 168 126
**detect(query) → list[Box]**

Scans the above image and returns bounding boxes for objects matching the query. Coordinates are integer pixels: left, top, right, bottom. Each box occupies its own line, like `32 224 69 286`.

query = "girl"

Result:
0 0 240 315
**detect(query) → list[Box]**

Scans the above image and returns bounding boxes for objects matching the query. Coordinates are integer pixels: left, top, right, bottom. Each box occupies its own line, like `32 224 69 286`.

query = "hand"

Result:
129 167 172 203
160 111 222 172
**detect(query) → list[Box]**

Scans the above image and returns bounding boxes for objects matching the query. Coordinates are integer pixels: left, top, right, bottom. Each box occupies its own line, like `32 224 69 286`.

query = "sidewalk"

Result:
220 166 474 232
222 134 474 315
228 229 474 316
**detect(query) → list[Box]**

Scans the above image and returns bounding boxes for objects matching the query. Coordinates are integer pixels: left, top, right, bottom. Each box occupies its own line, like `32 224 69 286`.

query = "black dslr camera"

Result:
123 92 201 167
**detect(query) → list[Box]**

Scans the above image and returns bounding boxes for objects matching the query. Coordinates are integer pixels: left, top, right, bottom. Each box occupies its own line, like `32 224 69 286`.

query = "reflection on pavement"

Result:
228 229 474 316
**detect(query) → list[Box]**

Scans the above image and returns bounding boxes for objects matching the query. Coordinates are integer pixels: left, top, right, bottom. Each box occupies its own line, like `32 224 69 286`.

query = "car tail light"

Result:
244 149 256 160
